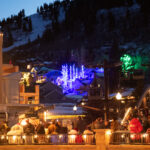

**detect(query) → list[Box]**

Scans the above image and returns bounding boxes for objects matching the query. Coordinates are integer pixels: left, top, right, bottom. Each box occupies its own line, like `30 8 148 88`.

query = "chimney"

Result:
0 32 3 104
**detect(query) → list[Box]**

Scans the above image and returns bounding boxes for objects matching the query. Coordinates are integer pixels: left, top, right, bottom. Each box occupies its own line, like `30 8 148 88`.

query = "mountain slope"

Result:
3 14 51 52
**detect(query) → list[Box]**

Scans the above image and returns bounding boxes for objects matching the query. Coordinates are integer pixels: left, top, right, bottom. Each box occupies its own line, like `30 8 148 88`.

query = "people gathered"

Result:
1 107 150 145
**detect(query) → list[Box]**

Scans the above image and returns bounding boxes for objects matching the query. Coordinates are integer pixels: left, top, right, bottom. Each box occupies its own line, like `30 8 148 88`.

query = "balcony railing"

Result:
110 130 150 145
0 134 95 145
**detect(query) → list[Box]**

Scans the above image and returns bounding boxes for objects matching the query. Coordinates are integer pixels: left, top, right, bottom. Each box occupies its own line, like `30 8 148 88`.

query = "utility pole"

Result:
101 60 122 126
86 60 122 126
104 59 109 125
0 32 3 104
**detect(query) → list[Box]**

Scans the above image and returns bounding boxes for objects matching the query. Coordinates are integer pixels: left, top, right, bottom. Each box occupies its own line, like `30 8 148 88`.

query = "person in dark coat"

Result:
110 117 120 132
23 119 35 135
76 116 86 133
36 121 45 134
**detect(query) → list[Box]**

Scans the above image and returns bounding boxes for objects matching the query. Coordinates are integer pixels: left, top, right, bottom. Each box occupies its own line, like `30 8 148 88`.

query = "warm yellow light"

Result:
83 135 87 139
143 134 148 138
21 120 27 126
73 105 77 111
130 134 134 139
1 135 4 139
116 92 122 100
106 130 111 135
22 135 26 139
47 135 50 138
121 134 125 138
81 102 85 106
34 135 38 138
0 33 3 36
59 135 62 139
44 111 47 121
13 136 16 140
70 135 76 139
27 65 31 70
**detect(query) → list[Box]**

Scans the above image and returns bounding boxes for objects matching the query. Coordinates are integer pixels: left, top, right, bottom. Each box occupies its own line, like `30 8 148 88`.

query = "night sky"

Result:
0 0 54 20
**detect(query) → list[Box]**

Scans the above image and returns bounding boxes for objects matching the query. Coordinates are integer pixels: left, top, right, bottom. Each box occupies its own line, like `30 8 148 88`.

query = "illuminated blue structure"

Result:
59 64 85 92
55 64 104 94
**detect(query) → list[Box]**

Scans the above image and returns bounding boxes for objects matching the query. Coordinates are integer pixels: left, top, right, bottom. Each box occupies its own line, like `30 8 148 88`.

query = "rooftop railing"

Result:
0 134 95 145
110 130 150 145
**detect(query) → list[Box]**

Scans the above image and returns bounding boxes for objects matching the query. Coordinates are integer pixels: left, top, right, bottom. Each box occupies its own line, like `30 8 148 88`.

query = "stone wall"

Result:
109 145 150 150
0 145 96 150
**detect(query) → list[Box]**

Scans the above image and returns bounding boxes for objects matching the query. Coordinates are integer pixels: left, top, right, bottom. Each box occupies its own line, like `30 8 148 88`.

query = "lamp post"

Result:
73 105 77 114
116 92 122 118
86 60 122 127
116 92 122 100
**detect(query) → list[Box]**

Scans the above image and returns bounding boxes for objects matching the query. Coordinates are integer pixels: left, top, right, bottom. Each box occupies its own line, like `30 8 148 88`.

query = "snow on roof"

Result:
109 88 134 98
81 79 92 85
48 103 84 115
65 93 83 100
43 61 53 65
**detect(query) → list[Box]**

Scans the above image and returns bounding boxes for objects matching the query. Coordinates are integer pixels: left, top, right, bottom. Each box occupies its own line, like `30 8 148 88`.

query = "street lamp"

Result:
115 92 122 118
116 92 122 100
27 64 31 70
44 111 47 122
73 105 77 113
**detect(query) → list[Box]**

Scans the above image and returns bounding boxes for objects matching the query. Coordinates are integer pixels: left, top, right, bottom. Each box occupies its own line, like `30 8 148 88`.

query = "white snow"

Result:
58 7 65 22
97 4 140 19
3 14 51 52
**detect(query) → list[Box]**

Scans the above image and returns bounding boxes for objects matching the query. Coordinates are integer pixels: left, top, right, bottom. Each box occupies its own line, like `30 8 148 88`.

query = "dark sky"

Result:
0 0 54 20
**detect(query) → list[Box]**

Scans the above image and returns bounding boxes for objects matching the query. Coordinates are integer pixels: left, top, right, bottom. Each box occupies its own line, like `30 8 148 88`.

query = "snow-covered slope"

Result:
3 14 51 52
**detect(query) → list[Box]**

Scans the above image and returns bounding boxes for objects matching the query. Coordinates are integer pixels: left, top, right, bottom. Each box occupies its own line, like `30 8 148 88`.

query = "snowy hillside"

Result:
3 14 51 52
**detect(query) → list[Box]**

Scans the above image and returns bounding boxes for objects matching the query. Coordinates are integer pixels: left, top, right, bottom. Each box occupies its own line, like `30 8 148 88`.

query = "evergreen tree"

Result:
37 34 40 41
23 23 27 31
28 18 32 32
37 7 40 13
48 3 53 19
40 6 44 15
108 11 115 31
126 0 133 6
22 9 25 17
28 38 31 46
42 28 54 42
7 27 13 46
44 3 49 11
109 38 121 92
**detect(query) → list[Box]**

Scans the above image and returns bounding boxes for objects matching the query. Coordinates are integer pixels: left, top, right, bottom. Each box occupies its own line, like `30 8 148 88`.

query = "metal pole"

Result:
0 32 3 104
104 59 109 126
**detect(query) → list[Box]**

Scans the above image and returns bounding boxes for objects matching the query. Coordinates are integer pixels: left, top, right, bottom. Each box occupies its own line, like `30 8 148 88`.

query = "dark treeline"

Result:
0 9 32 47
3 0 150 66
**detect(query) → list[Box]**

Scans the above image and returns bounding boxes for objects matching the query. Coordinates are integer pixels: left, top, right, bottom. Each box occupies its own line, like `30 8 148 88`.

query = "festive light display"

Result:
120 54 134 73
58 64 85 93
55 64 104 93
120 54 148 79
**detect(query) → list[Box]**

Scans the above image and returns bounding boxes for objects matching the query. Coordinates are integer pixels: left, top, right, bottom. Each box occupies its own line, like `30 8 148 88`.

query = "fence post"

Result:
94 129 111 150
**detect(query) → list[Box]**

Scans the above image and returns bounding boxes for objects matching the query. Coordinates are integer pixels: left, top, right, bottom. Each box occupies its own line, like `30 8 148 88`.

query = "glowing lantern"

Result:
13 136 16 141
68 129 78 144
1 135 4 140
116 92 122 100
21 119 27 126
